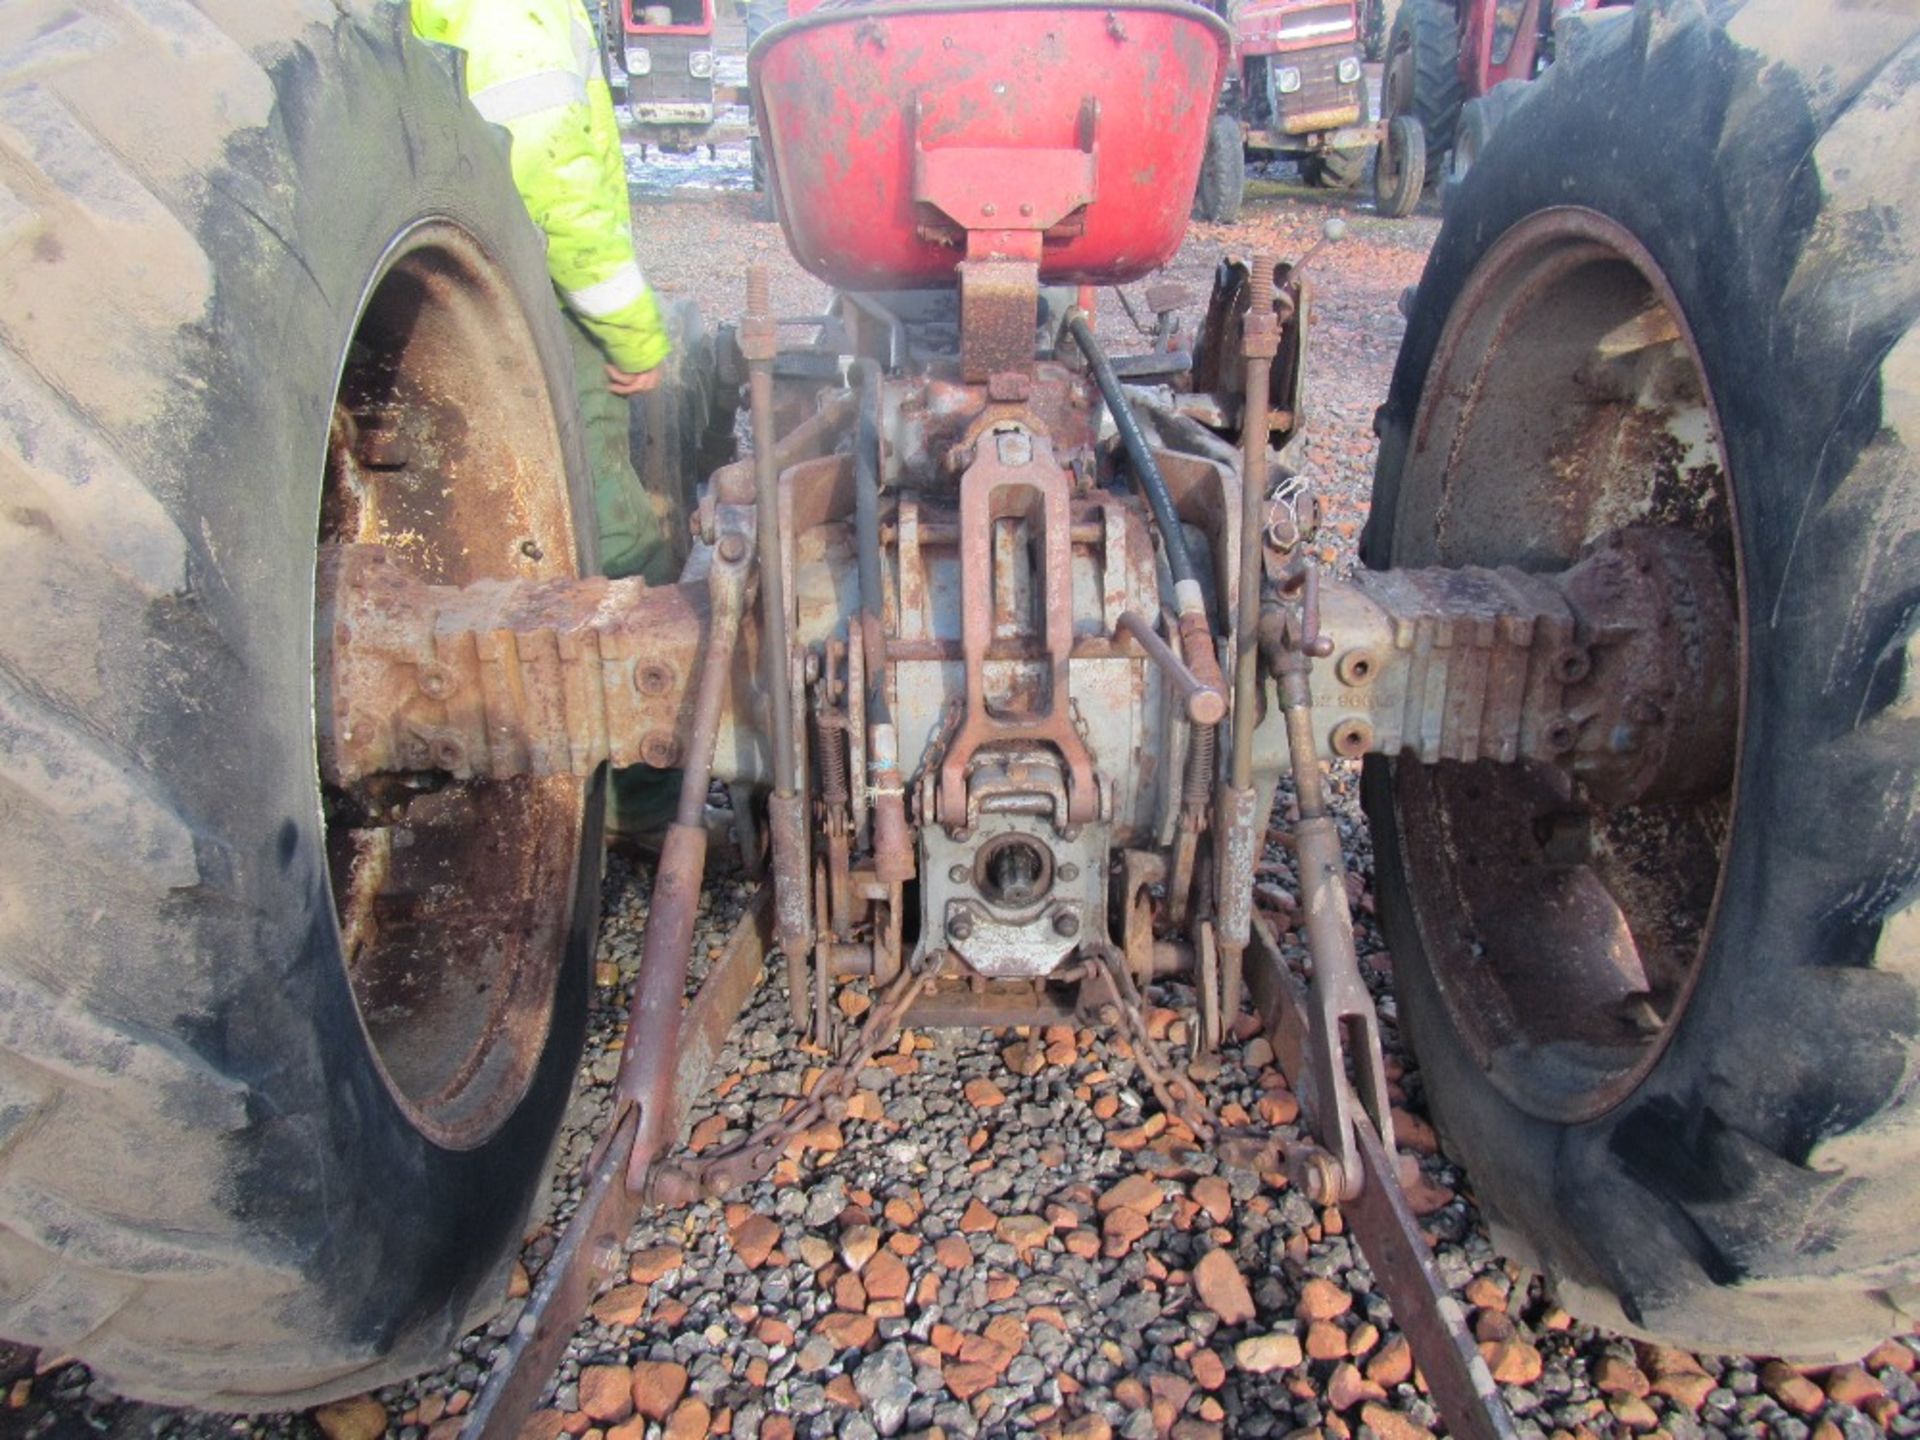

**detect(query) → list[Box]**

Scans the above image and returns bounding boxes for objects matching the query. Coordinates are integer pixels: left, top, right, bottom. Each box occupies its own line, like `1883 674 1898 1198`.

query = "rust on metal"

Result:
1244 917 1519 1440
1273 649 1395 1197
956 260 1044 383
1115 610 1227 725
1210 781 1261 1032
768 789 814 1025
1284 529 1736 801
316 543 712 785
464 887 773 1440
1373 210 1745 1126
612 513 753 1178
936 429 1100 829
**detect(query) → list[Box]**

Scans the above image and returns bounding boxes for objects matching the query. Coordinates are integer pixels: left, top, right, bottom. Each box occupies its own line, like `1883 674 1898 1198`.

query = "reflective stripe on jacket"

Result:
412 0 671 373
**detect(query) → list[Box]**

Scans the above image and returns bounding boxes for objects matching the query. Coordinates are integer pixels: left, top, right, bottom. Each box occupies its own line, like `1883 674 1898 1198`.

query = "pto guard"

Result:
748 0 1230 289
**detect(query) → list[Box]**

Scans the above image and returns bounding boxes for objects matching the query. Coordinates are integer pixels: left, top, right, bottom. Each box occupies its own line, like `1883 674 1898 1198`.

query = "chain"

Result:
651 931 1289 1206
1092 945 1220 1143
1091 944 1292 1175
651 949 939 1204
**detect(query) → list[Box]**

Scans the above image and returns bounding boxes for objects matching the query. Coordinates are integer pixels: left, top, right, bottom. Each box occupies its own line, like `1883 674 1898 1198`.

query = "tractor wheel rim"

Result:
1389 206 1746 1123
315 220 588 1150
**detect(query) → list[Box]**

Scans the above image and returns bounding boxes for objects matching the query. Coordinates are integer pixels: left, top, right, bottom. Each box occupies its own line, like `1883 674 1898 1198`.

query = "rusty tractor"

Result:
1377 0 1636 210
0 0 1913 1434
1193 0 1378 222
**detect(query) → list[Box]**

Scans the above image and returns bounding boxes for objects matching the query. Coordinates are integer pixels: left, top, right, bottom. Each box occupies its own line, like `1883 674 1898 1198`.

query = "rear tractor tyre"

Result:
1361 0 1389 63
1442 80 1526 209
1193 113 1249 224
743 0 789 48
745 0 788 214
0 0 601 1406
631 297 742 557
1364 0 1920 1359
1384 0 1461 187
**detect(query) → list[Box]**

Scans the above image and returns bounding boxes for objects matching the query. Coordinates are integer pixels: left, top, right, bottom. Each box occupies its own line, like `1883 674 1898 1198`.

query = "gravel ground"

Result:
9 162 1920 1440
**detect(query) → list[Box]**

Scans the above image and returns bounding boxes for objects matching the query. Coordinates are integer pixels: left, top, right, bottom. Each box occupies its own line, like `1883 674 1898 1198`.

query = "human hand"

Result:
606 363 662 396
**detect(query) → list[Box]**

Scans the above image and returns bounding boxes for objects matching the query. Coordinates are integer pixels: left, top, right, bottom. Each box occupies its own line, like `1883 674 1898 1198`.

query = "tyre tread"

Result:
1368 0 1920 1357
0 0 565 1409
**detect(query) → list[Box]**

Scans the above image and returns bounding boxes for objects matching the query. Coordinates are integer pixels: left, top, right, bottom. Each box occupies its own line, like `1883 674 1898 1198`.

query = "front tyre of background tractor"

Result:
0 1 600 1407
1365 0 1919 1359
1193 113 1248 224
1304 143 1369 190
1304 77 1372 190
1373 114 1425 217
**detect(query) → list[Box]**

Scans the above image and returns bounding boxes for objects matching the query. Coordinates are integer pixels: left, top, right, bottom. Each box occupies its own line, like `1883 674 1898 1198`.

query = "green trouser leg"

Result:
566 315 684 837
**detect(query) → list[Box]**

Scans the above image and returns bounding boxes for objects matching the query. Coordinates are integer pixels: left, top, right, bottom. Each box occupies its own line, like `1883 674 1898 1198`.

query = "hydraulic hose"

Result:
851 357 885 686
1066 310 1200 590
1065 309 1225 717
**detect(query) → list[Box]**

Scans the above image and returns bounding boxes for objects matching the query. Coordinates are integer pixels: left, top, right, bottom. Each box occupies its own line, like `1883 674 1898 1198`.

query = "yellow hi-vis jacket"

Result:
412 0 672 374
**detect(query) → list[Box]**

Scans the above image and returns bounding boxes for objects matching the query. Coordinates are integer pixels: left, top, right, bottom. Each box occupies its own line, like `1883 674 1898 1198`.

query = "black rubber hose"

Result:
850 357 891 725
1065 311 1199 589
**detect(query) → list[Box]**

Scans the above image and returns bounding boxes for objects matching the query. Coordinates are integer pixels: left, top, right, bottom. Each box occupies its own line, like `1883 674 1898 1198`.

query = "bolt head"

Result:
1332 720 1373 758
1555 647 1593 684
1052 910 1080 938
1287 1148 1342 1205
717 532 749 564
948 863 970 885
948 913 974 940
642 730 681 767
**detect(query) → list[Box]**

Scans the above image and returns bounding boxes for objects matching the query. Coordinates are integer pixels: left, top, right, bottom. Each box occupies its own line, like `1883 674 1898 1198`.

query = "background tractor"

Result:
1379 0 1633 203
0 0 1911 1433
1194 0 1377 222
606 0 752 155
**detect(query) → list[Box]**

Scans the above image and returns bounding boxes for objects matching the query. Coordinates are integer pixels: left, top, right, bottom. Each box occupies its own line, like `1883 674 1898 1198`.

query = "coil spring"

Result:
813 707 850 806
1184 721 1216 811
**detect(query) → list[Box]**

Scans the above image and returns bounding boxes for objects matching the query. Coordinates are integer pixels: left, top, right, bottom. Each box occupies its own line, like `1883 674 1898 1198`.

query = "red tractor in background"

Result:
1193 0 1376 222
606 0 753 156
1382 0 1632 200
